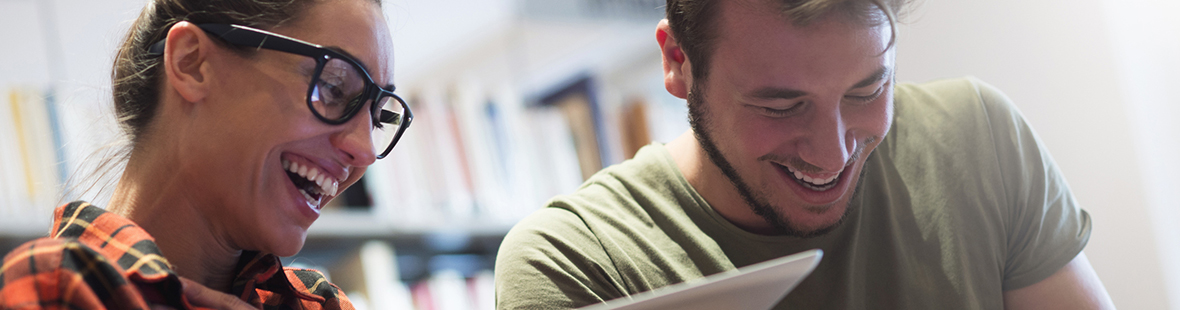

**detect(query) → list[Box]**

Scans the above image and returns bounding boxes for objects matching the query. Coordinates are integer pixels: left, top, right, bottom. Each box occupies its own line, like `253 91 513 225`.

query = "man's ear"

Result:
657 19 691 99
162 21 213 104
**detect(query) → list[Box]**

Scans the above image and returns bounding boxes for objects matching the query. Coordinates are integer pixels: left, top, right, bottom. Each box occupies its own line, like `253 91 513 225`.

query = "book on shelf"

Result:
0 86 64 233
401 268 494 310
352 71 683 234
326 240 415 310
467 270 495 310
539 77 608 181
361 79 589 230
619 97 652 160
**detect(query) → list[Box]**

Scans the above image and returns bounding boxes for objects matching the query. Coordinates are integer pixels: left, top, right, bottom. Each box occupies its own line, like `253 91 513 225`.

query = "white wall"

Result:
382 0 516 83
895 0 1179 308
1100 0 1180 307
0 0 147 205
0 1 52 86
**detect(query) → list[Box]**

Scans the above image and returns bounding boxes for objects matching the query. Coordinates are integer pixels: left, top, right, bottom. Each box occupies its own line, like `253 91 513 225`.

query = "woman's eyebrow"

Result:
325 45 371 73
324 45 395 89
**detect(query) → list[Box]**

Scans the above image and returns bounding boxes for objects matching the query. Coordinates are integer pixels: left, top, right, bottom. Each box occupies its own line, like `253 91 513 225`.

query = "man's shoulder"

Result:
871 77 1027 248
508 143 686 242
895 76 1001 99
544 143 698 228
496 144 731 307
894 77 1022 124
499 144 678 263
888 77 1027 154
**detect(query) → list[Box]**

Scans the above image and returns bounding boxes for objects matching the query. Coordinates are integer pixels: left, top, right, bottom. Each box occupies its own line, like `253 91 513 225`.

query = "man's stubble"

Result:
686 82 868 238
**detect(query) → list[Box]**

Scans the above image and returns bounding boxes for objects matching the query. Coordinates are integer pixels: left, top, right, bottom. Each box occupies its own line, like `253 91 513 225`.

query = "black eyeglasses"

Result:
149 23 412 159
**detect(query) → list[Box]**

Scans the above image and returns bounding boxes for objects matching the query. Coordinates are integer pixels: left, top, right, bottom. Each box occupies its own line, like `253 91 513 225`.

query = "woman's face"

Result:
181 0 393 256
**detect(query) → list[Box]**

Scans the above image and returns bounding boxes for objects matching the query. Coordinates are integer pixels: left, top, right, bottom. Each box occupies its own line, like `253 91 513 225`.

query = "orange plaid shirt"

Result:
0 201 354 309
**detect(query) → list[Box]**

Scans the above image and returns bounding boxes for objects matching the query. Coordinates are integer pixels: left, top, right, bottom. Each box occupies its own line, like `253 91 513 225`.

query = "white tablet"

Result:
577 249 823 310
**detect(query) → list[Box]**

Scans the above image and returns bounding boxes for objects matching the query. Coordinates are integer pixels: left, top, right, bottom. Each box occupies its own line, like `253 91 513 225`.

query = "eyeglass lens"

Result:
370 95 405 156
308 56 406 155
310 58 366 120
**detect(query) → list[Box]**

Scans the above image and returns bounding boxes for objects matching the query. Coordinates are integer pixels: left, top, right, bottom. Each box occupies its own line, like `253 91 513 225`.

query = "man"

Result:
494 0 1115 308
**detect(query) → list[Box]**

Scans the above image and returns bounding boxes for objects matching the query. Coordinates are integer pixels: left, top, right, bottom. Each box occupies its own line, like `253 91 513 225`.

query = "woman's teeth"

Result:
282 159 339 198
300 188 319 205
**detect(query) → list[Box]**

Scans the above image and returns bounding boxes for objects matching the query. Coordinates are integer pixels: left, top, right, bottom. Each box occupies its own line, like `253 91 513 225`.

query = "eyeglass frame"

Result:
148 23 413 159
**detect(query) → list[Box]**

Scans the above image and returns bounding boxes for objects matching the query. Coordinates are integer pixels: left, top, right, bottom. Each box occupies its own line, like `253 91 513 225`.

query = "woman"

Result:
0 0 410 308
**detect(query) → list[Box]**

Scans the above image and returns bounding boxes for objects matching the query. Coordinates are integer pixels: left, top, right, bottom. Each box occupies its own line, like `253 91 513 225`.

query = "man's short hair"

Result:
665 0 910 81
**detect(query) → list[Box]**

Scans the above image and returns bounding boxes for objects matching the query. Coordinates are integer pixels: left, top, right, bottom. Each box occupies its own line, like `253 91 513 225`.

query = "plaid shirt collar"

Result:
52 201 328 305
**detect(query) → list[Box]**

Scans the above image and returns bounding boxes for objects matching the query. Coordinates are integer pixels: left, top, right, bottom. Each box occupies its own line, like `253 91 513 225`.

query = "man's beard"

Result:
686 82 863 238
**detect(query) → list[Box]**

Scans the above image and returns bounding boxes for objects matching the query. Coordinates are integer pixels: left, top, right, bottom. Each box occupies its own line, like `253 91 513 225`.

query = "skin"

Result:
105 0 392 301
662 0 894 236
657 0 1114 308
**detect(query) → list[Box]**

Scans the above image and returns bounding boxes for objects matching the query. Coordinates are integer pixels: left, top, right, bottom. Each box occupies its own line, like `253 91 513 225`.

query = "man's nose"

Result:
797 106 852 173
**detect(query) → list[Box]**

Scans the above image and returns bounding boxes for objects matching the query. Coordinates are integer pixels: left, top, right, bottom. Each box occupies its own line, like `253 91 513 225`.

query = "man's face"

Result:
689 0 895 236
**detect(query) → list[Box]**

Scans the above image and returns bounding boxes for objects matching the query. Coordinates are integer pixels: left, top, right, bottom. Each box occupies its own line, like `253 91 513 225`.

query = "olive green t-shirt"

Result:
494 78 1091 310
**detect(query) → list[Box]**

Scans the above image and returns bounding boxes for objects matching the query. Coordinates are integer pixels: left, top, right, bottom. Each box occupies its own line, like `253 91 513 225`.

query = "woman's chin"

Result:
270 238 307 257
257 225 310 257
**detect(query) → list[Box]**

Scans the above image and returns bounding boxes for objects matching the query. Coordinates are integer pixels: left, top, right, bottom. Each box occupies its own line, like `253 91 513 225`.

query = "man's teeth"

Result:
786 165 840 185
282 159 339 196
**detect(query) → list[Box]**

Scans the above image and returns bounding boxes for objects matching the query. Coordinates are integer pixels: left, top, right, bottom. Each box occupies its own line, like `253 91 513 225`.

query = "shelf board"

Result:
307 209 517 239
0 210 517 242
0 218 52 240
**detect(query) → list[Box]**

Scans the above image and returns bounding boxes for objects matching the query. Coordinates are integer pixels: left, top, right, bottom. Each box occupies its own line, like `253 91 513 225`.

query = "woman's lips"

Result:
281 157 341 211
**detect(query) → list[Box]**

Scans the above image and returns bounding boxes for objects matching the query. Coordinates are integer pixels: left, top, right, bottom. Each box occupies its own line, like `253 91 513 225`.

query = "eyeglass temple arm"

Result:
199 24 323 57
148 24 323 58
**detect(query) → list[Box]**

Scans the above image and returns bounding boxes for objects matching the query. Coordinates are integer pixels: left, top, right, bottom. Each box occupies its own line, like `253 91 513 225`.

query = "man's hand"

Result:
179 277 256 310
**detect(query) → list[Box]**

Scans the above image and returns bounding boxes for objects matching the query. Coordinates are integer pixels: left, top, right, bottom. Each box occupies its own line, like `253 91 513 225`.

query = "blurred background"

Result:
0 0 1176 309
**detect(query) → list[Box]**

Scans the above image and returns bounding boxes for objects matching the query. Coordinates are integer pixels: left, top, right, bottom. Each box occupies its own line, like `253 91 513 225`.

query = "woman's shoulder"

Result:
0 236 151 308
0 201 180 308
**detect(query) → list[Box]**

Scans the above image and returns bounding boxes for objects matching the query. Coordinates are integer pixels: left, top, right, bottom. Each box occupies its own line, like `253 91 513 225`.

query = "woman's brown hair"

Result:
68 0 380 203
112 0 324 144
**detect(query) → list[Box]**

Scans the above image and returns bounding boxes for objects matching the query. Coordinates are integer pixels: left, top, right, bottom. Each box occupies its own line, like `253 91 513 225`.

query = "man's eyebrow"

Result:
748 87 808 100
745 67 892 100
850 66 892 90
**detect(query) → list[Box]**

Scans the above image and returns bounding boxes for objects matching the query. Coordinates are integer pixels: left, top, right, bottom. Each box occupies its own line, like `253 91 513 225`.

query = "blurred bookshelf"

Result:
1 0 688 309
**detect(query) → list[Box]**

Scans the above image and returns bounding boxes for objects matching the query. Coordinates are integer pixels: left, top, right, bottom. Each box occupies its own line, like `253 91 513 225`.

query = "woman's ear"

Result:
162 21 213 104
657 19 691 99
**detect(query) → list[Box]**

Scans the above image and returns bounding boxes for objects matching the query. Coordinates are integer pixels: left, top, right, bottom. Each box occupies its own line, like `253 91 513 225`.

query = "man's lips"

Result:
775 162 844 192
772 136 873 192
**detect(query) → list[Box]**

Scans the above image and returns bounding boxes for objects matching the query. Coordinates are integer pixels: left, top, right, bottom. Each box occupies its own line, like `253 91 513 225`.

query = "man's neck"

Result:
666 130 779 234
107 149 242 292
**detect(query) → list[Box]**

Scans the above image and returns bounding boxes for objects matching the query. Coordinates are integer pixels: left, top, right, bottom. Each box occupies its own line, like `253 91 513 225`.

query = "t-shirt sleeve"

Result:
972 79 1092 290
494 206 625 310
